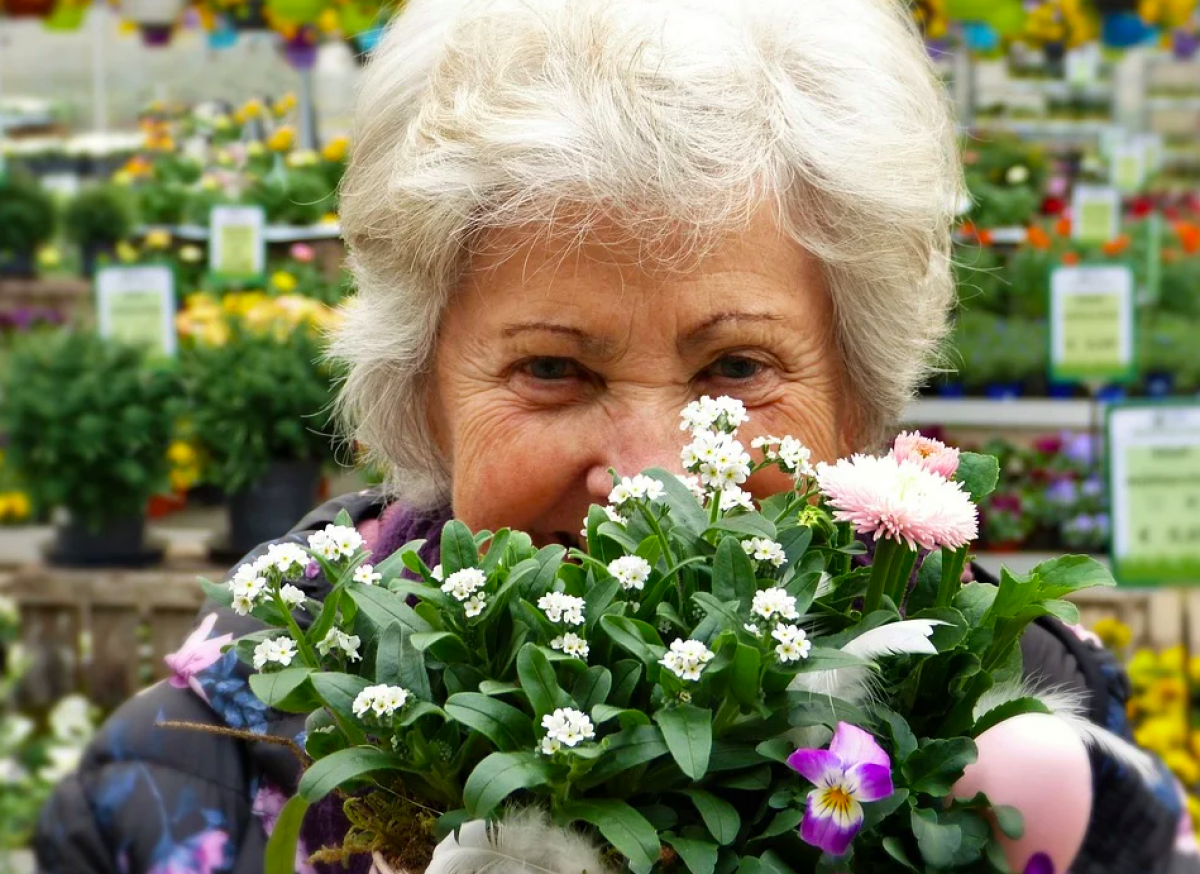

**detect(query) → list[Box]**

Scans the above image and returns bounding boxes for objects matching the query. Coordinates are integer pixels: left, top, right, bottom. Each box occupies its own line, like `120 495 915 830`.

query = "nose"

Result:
584 404 687 502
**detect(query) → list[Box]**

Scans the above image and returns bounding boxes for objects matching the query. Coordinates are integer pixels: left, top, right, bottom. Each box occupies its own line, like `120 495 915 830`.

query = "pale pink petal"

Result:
786 748 842 786
829 722 890 769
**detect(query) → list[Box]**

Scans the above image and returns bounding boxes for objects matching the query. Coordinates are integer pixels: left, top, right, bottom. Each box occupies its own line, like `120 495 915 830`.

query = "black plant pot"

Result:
0 251 36 279
50 514 158 568
226 459 322 558
80 242 116 278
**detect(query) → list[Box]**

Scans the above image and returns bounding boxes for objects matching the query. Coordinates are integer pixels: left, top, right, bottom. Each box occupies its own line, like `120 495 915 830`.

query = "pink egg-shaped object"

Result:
953 714 1092 873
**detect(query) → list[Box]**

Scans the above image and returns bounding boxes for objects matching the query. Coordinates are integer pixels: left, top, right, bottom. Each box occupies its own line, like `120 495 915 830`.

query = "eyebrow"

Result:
499 321 616 357
678 312 787 354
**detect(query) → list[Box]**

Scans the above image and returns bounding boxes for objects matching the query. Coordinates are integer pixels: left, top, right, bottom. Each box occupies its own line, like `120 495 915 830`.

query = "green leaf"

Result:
347 585 432 635
881 837 919 872
995 805 1025 840
1040 598 1080 624
972 697 1051 737
444 693 535 751
297 746 398 802
384 624 432 702
707 515 777 541
654 704 713 779
645 467 708 535
385 581 454 610
777 525 813 568
372 539 426 582
955 452 999 502
610 660 643 708
664 836 719 874
954 583 997 626
713 537 758 605
585 576 622 637
691 592 745 633
305 587 345 650
1031 554 1115 598
561 800 660 874
573 666 613 712
753 808 803 841
730 644 762 709
479 680 521 697
600 615 666 666
517 644 571 718
591 704 650 729
716 766 772 791
410 631 471 663
480 529 512 574
579 726 669 789
440 520 479 575
904 738 978 796
265 795 310 874
754 738 793 764
911 807 962 869
310 672 370 718
788 648 870 674
874 707 918 762
681 789 740 845
200 577 234 609
463 751 554 819
248 668 318 714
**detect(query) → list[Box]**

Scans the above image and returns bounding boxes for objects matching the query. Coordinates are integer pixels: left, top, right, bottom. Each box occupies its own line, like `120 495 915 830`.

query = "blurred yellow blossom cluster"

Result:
166 440 204 494
0 450 31 526
1101 619 1200 823
176 291 341 347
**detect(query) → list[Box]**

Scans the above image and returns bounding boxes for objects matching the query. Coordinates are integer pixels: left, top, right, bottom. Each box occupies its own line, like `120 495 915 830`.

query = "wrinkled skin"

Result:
431 211 856 548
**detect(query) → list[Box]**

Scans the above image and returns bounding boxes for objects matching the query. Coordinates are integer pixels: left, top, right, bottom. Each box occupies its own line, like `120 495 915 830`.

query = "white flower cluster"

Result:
609 474 666 507
540 707 596 754
230 562 269 616
718 488 755 513
751 435 814 478
252 637 298 671
608 555 651 591
742 537 787 568
681 430 753 491
550 632 590 659
677 475 707 501
318 627 362 662
772 624 812 663
279 585 306 610
307 524 364 562
352 684 410 720
659 638 716 682
262 542 309 577
751 587 800 621
353 564 382 586
537 592 585 626
679 396 749 436
441 568 488 617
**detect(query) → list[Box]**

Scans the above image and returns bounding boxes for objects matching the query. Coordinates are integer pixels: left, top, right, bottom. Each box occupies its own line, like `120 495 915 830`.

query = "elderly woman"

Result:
34 1 1190 873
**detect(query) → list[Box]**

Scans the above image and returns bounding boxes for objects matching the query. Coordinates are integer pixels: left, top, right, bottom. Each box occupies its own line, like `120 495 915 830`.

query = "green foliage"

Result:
0 330 179 529
63 184 135 247
179 319 339 493
0 172 56 255
245 168 336 226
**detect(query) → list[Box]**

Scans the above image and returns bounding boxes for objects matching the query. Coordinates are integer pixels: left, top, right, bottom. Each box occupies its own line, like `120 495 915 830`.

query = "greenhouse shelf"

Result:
902 399 1095 431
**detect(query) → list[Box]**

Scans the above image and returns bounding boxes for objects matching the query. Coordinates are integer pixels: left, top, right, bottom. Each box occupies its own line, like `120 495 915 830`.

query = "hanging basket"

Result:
2 0 56 18
120 0 184 27
1174 28 1200 59
1101 11 1155 47
43 0 86 30
265 0 323 26
230 0 269 32
139 22 174 45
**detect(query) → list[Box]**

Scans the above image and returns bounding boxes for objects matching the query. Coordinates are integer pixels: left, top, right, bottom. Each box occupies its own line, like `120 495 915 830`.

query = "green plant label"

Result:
95 265 177 356
1065 45 1099 86
1072 185 1119 244
1049 265 1134 383
1139 133 1164 176
1108 404 1200 586
209 205 265 281
1111 144 1144 195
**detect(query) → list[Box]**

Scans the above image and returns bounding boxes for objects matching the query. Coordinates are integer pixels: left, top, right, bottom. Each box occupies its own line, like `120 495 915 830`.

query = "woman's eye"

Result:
523 357 581 381
706 356 763 381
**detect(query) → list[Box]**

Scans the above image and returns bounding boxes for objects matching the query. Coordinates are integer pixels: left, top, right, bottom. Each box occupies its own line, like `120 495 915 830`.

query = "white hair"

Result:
333 0 963 507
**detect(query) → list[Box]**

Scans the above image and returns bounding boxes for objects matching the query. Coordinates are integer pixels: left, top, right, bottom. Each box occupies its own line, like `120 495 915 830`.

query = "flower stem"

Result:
274 589 320 668
711 695 741 738
936 545 970 609
887 545 919 611
638 502 683 608
863 537 901 615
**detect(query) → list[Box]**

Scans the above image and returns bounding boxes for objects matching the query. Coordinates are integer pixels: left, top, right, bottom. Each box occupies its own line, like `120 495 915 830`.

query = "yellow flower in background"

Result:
179 245 204 264
271 271 298 293
0 492 31 524
116 241 140 263
1127 648 1160 690
215 149 235 167
170 467 201 494
1162 646 1188 675
1188 730 1200 761
167 441 199 468
222 291 269 318
214 114 233 131
1146 676 1190 713
1136 716 1187 754
247 141 266 159
318 7 339 31
1166 750 1200 786
118 18 138 35
37 247 61 269
144 229 172 250
1190 794 1200 827
113 170 134 187
321 135 349 163
274 93 297 116
1094 618 1132 651
321 212 339 225
268 126 296 153
240 98 264 120
200 176 221 192
286 150 320 168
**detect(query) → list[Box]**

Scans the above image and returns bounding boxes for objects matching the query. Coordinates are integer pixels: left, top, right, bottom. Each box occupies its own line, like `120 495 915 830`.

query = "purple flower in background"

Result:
305 560 321 580
1024 853 1055 874
252 782 318 874
146 828 230 874
1046 478 1079 506
1081 477 1104 499
164 613 233 704
1062 432 1096 467
787 723 894 856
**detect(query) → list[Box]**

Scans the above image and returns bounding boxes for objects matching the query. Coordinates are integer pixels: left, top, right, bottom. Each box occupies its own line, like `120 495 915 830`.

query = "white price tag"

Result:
1071 185 1120 244
96 265 178 357
209 204 266 281
1049 264 1135 383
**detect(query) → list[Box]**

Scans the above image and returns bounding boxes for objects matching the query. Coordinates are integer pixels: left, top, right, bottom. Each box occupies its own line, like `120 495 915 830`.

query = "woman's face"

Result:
431 212 854 547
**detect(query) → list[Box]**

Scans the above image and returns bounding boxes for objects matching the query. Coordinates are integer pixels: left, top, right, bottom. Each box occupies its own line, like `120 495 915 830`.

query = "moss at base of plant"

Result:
309 790 439 873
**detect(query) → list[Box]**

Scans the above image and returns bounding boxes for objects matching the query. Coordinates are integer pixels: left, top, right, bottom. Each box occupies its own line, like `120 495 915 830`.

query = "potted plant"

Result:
0 330 180 566
179 296 340 556
0 174 56 279
63 184 136 278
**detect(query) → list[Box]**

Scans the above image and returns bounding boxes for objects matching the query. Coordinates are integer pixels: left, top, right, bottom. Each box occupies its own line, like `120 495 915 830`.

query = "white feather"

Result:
789 620 947 704
977 680 1161 785
422 807 616 874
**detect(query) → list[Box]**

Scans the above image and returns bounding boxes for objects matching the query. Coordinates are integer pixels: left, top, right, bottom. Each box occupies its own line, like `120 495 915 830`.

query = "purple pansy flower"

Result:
164 613 233 704
787 722 894 856
1024 852 1054 874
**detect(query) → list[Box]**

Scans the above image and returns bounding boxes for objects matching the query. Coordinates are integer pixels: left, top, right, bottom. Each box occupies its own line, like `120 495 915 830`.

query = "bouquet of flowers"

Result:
204 397 1127 874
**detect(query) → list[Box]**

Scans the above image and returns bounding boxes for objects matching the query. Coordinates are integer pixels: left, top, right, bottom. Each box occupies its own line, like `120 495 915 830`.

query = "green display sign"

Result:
1072 185 1119 244
209 204 266 283
1108 403 1200 585
1049 264 1135 383
95 265 177 357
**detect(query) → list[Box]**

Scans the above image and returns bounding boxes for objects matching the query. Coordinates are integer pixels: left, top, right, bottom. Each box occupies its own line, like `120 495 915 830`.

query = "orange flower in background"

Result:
1176 222 1200 254
1062 251 1081 265
1055 217 1072 237
1026 226 1052 250
976 229 993 247
1102 234 1131 257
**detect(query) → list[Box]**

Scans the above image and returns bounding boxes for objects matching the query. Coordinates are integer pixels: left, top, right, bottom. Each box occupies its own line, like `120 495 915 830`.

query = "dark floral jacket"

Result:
33 492 1199 874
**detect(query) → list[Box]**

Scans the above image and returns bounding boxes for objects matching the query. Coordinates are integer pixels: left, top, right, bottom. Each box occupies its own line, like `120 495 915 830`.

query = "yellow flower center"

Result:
820 786 853 817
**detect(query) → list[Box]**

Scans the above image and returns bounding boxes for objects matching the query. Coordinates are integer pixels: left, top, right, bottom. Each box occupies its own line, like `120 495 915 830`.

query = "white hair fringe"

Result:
333 0 965 507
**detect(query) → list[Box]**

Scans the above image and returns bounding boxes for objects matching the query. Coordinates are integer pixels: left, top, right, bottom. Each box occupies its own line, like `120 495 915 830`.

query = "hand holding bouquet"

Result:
203 397 1131 874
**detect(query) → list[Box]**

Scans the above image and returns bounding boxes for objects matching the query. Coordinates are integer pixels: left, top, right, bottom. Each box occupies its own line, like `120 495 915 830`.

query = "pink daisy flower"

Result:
815 454 978 551
890 431 960 479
